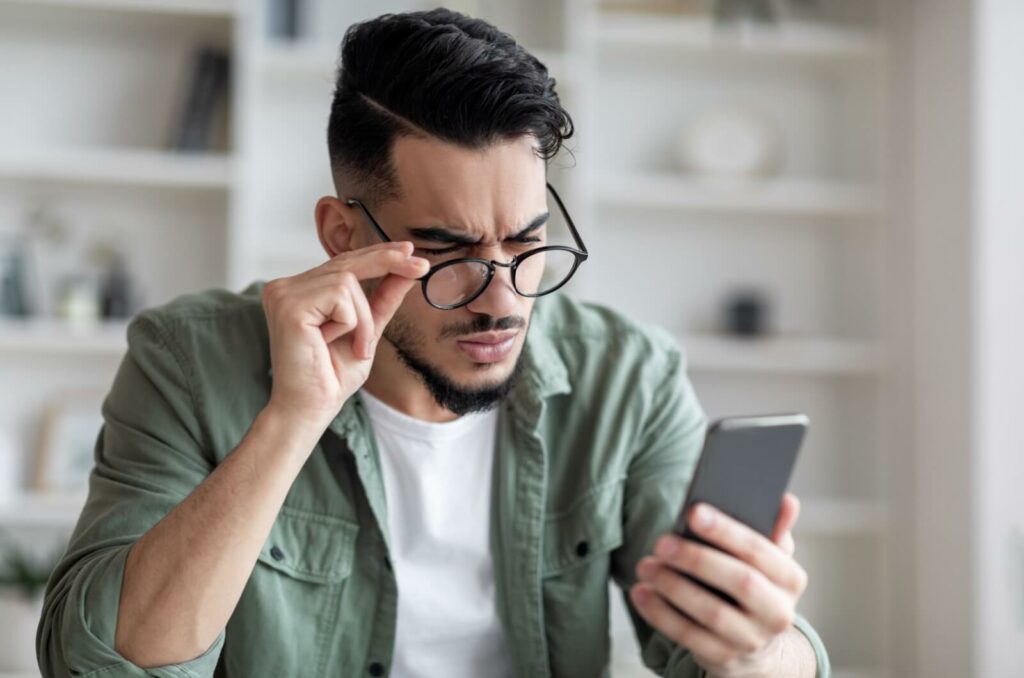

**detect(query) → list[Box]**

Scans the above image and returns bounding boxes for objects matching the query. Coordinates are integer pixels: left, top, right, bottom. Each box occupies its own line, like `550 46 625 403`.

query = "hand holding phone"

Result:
673 413 808 605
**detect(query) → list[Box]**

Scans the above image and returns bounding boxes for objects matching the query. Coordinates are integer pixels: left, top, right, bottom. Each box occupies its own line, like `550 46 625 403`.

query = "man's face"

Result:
350 134 548 412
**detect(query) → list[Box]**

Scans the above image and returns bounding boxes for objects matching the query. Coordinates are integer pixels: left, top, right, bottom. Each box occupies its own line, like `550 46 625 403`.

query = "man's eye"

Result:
513 236 542 245
416 245 462 256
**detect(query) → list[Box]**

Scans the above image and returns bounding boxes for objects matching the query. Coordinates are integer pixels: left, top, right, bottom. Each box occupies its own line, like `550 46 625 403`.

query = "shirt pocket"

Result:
224 505 359 678
540 478 625 678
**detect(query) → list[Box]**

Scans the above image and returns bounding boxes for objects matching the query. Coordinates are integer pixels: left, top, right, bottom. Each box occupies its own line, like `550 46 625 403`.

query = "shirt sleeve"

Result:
609 336 831 678
37 312 227 677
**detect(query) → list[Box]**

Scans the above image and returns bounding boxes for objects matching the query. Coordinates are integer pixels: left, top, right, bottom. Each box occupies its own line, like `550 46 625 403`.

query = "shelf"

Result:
597 15 884 62
0 0 237 17
797 499 886 535
0 147 233 191
598 173 878 218
0 490 87 528
0 317 129 356
680 333 881 376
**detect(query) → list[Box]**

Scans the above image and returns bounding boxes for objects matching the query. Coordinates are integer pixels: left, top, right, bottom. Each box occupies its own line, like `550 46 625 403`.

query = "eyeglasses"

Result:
344 182 589 310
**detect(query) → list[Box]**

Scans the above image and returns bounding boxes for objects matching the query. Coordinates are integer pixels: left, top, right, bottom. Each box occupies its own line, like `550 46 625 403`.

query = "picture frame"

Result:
33 389 105 493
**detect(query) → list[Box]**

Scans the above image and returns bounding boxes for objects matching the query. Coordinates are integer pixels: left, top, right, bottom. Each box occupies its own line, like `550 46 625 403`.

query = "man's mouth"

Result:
455 331 518 363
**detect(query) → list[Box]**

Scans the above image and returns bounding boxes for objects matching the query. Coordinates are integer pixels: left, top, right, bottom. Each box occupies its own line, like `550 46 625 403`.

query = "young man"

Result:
39 8 829 678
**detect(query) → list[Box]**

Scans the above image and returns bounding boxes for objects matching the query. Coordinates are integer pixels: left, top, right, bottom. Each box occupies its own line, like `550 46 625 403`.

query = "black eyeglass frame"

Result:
343 182 589 310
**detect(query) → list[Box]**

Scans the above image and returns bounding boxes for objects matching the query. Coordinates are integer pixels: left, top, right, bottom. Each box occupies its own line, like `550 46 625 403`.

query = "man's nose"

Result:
466 258 519 318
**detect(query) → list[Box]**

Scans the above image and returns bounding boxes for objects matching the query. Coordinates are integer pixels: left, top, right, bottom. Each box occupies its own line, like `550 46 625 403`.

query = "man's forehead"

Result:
389 136 545 220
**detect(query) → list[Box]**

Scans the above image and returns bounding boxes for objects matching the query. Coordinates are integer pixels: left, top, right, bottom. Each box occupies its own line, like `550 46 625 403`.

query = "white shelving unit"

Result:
0 1 903 676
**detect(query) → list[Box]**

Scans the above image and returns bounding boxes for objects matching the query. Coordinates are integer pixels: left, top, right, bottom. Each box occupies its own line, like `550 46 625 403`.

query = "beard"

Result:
382 311 528 416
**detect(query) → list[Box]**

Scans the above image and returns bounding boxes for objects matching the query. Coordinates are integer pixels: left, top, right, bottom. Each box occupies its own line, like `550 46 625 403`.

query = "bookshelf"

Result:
0 1 904 676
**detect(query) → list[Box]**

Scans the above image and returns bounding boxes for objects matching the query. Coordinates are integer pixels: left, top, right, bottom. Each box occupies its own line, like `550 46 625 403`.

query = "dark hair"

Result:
327 7 575 206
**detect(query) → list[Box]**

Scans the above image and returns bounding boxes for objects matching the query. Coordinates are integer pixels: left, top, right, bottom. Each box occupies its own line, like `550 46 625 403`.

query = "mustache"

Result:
439 314 527 340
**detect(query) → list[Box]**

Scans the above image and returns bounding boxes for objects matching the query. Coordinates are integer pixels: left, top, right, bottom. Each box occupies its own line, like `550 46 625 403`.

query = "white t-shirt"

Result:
358 388 514 678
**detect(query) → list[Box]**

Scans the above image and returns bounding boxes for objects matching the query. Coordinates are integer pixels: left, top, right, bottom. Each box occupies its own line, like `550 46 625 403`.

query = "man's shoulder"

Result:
126 280 270 373
531 292 685 371
132 280 267 331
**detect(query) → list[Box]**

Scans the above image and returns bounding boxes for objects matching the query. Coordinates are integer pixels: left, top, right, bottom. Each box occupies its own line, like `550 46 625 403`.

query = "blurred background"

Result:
0 0 1021 676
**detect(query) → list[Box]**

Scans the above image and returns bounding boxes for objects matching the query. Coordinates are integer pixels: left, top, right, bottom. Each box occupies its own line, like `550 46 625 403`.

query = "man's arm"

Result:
36 315 321 675
114 399 319 665
609 336 830 678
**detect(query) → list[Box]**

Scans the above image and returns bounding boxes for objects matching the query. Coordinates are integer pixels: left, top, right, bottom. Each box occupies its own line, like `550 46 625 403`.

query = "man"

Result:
38 8 829 678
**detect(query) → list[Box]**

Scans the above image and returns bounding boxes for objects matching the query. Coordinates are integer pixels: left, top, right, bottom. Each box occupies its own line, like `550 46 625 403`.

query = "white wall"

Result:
972 0 1024 675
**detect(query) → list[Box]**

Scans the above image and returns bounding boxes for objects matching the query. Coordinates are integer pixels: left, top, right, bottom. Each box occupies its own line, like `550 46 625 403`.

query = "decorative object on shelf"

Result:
0 235 32 318
0 534 65 671
55 273 101 325
34 390 105 494
268 0 303 39
172 46 232 152
87 239 138 320
722 288 771 336
675 103 784 178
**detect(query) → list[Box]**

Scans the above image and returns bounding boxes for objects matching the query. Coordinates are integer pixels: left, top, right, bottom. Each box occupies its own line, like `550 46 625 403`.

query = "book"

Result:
171 47 231 152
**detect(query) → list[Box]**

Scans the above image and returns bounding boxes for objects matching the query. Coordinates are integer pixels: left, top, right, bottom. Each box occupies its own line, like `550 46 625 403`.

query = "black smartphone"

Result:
671 413 809 606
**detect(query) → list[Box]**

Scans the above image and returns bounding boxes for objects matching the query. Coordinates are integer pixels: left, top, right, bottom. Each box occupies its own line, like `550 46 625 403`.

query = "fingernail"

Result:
632 585 650 605
655 537 678 558
692 504 713 530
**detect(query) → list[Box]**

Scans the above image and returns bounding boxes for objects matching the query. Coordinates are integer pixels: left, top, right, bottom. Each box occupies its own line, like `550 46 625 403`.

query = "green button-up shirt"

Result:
37 281 830 678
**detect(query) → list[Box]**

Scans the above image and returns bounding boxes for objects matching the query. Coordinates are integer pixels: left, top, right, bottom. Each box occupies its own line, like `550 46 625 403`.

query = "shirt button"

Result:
575 540 589 558
368 661 385 676
270 545 285 561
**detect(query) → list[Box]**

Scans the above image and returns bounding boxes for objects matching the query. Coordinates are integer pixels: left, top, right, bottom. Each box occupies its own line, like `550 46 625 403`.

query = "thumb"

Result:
367 274 418 339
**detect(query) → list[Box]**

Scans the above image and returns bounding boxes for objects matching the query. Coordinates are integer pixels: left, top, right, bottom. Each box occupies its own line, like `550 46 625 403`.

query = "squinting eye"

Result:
417 246 461 257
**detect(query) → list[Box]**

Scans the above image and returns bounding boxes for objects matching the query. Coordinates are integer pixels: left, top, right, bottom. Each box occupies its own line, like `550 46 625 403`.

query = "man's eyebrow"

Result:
405 211 549 245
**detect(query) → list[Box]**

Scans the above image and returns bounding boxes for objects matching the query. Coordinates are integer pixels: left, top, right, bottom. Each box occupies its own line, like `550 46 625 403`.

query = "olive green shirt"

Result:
37 281 830 678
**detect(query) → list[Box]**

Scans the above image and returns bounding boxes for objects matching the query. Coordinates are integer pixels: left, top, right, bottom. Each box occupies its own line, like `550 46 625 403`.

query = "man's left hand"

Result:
629 493 810 678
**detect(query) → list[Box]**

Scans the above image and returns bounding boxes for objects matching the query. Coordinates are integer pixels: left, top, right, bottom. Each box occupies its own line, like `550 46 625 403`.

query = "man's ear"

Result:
315 195 356 258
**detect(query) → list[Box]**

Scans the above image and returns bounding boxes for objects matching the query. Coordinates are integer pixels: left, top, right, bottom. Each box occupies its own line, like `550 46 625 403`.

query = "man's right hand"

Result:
261 240 430 433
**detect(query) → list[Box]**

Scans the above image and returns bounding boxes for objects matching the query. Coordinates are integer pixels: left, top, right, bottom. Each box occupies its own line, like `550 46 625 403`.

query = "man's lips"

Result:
455 331 518 362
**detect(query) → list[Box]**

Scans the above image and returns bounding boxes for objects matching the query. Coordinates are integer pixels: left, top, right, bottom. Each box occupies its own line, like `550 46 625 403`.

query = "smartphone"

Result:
672 413 809 606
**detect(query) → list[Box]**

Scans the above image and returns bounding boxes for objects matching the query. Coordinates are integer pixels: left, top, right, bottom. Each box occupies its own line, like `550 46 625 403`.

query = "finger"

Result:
653 535 797 633
367 274 419 338
637 557 767 654
772 493 801 544
342 275 375 360
321 242 429 282
630 583 740 668
686 504 806 595
317 283 358 345
779 531 795 557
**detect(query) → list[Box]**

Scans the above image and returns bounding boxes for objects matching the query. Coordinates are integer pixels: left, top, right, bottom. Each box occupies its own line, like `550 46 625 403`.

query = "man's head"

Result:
314 8 575 418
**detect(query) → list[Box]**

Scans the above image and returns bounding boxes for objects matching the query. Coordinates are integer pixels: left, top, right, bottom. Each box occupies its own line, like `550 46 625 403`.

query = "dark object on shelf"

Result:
714 0 776 23
0 239 32 317
100 252 136 319
172 47 231 152
724 290 770 336
268 0 302 39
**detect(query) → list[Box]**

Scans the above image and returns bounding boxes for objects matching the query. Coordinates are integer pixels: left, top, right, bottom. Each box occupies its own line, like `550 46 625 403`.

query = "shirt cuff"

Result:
793 611 831 678
62 545 226 677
